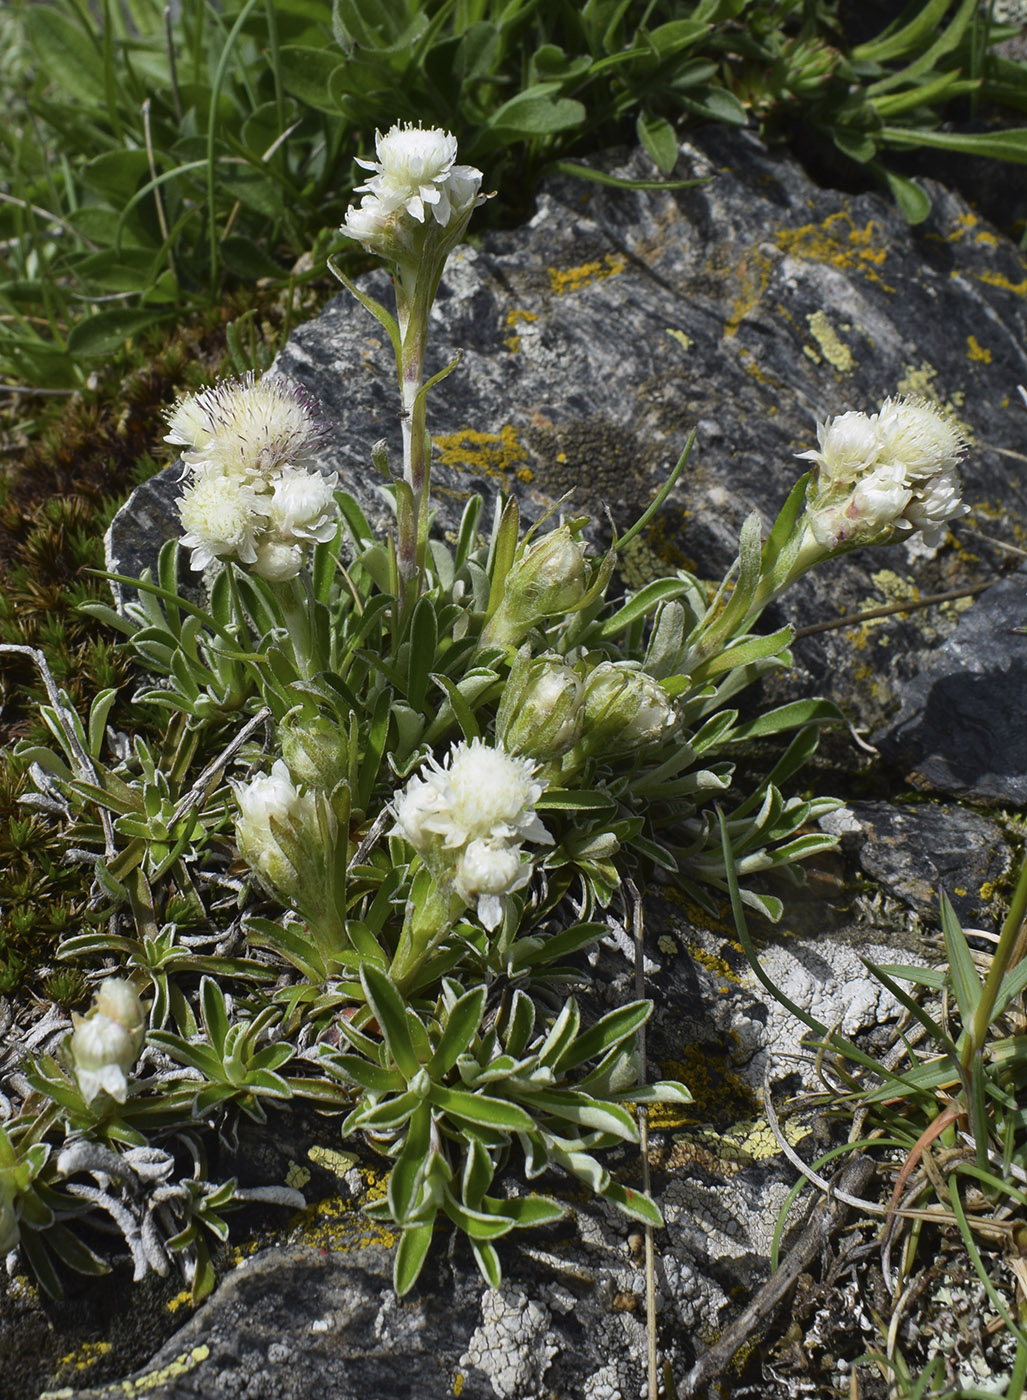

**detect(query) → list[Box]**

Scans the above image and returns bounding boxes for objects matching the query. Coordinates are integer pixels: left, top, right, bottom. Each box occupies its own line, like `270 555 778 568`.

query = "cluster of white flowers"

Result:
393 739 552 930
342 123 485 266
68 978 145 1105
167 373 337 579
800 396 968 549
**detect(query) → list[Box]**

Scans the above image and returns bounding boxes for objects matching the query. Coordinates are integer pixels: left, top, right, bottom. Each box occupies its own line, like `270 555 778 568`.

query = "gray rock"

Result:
876 566 1027 806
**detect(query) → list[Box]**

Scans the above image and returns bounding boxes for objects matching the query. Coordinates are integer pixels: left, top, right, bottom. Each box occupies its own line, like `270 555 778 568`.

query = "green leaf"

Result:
485 84 587 138
528 1089 638 1141
360 964 419 1080
852 0 953 62
881 126 1027 164
877 165 932 224
428 986 487 1078
394 1222 434 1295
939 889 982 1025
557 1001 651 1072
388 1102 432 1222
275 44 346 113
636 113 678 174
603 1180 663 1226
430 1084 534 1133
26 7 105 103
67 308 174 356
325 1054 406 1094
471 1239 502 1289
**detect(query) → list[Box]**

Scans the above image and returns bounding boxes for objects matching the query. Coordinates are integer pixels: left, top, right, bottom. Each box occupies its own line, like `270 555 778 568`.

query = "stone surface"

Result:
876 566 1027 806
75 125 1027 1399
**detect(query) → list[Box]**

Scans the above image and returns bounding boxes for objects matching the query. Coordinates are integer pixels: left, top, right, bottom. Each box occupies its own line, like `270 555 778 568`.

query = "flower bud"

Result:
69 977 145 1105
496 650 584 760
484 527 591 648
280 714 350 793
453 838 530 931
580 661 678 756
233 759 331 904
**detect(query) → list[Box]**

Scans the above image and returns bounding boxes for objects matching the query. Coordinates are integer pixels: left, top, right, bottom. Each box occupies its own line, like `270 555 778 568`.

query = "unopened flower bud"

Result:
496 650 584 760
280 714 350 793
69 977 145 1105
234 759 330 904
580 661 678 755
453 838 530 931
483 527 591 648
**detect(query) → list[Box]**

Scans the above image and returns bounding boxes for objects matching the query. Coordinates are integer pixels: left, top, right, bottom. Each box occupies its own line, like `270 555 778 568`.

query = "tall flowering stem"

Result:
337 123 486 601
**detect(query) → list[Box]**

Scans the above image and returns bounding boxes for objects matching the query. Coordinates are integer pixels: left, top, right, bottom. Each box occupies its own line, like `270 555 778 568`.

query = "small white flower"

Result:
234 760 313 848
267 466 339 544
251 539 305 580
851 459 912 529
69 979 145 1106
165 374 327 481
902 467 968 545
875 396 966 479
178 467 266 570
453 838 530 931
355 124 482 226
798 409 880 483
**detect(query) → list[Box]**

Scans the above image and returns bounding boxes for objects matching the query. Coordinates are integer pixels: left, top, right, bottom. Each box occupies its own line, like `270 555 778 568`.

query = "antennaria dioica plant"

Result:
1 123 974 1304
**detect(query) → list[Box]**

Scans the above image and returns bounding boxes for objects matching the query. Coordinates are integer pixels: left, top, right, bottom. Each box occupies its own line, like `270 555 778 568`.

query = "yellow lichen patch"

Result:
665 327 693 352
656 1051 757 1131
806 310 855 372
503 335 521 353
40 1346 212 1399
966 334 992 363
307 1145 357 1177
434 424 528 479
506 309 539 327
894 361 973 442
453 1373 465 1397
980 881 997 901
975 229 1000 247
687 943 742 986
722 246 774 338
774 210 894 291
655 1116 811 1174
548 254 626 295
968 267 1027 297
658 934 678 957
286 1160 312 1189
515 466 534 483
165 1289 195 1314
290 1192 398 1253
945 211 980 243
56 1341 112 1374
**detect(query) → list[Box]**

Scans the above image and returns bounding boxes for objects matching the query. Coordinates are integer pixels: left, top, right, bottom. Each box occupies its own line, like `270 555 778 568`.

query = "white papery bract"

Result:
169 373 337 576
178 468 265 571
165 373 327 481
355 123 481 226
69 978 145 1106
268 466 340 544
393 739 551 929
233 759 326 902
802 396 967 549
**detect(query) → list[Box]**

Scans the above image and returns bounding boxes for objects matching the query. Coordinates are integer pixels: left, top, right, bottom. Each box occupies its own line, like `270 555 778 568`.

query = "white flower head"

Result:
355 123 482 226
875 396 966 479
454 838 531 931
902 467 968 546
799 409 880 484
234 759 313 847
233 759 326 900
178 466 266 571
165 373 327 481
267 466 340 544
69 978 145 1106
393 739 552 854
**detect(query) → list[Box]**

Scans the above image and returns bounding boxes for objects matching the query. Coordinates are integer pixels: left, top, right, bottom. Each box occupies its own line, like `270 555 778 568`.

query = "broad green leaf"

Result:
67 308 174 356
485 85 586 138
636 112 678 174
602 1180 663 1226
325 1054 406 1094
428 986 487 1078
26 8 105 103
388 1102 432 1222
431 1084 534 1133
275 45 346 113
528 1089 638 1141
394 1222 434 1295
360 964 419 1080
